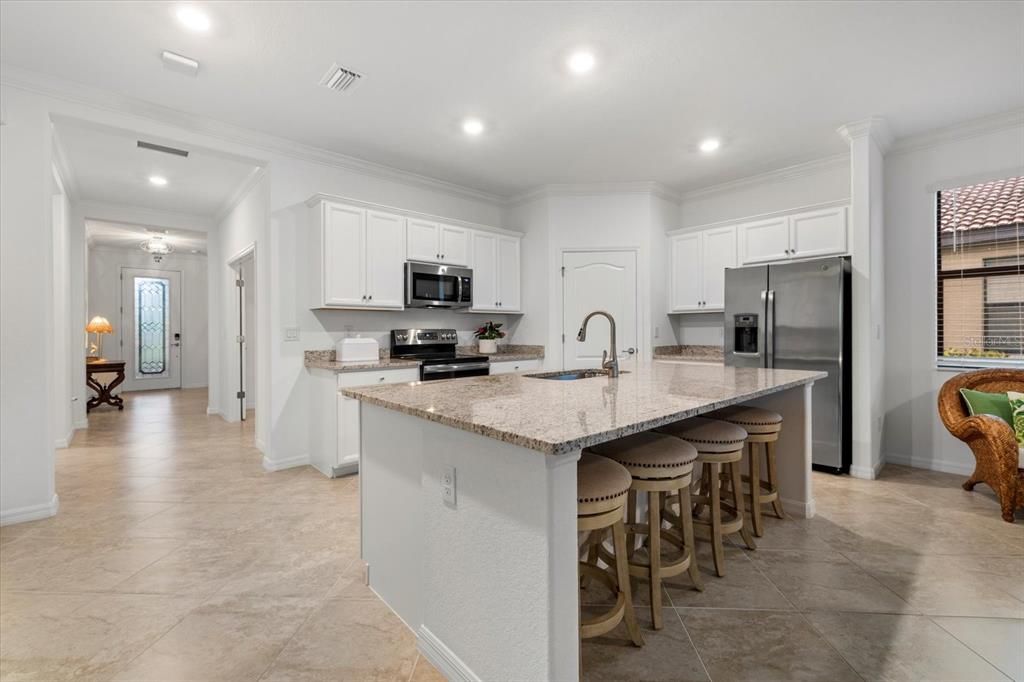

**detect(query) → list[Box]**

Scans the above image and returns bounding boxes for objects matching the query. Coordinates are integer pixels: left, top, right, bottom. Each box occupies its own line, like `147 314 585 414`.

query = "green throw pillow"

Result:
1007 391 1024 447
960 388 1014 426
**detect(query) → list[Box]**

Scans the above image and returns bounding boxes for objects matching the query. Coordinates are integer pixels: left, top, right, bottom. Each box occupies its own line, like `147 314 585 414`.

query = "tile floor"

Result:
1 388 1021 681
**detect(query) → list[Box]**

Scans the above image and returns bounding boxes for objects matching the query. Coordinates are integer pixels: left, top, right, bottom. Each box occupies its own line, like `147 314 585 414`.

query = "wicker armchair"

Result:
938 368 1024 522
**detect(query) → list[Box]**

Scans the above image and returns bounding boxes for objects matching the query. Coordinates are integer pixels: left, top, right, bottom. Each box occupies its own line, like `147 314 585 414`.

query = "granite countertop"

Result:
304 350 420 373
456 344 545 362
342 363 825 455
653 345 724 363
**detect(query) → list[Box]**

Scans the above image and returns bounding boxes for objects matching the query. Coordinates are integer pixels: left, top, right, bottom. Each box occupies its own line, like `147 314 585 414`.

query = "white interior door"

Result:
121 267 182 390
562 250 638 370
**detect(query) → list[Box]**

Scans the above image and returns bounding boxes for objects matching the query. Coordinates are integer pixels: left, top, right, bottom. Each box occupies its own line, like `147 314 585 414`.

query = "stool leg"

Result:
767 440 786 519
748 441 764 538
708 462 725 577
731 459 757 551
626 489 637 559
612 519 644 647
693 463 709 518
648 490 663 630
678 482 703 591
581 529 602 588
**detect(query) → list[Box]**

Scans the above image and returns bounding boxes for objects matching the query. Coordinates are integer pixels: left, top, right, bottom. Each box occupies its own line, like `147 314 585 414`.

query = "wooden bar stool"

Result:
657 417 756 577
588 432 703 630
576 453 644 650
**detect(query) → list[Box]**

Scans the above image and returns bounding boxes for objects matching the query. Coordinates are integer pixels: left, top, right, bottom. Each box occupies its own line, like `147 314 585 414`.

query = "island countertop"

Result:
342 362 826 455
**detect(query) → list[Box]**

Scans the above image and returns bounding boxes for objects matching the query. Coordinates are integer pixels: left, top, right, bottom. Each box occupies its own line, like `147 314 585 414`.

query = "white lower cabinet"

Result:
489 358 541 375
308 366 420 477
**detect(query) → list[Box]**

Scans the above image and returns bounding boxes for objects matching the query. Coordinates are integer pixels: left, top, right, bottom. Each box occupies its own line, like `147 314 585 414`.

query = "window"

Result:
937 176 1023 366
135 276 169 375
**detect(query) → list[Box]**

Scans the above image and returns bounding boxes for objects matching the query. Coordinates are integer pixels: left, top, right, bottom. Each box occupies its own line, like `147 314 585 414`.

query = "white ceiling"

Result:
4 1 1023 197
53 118 261 216
86 219 207 254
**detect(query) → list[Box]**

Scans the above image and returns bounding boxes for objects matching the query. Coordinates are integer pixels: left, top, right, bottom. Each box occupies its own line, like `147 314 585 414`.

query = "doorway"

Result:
562 250 639 370
231 250 256 422
120 267 182 390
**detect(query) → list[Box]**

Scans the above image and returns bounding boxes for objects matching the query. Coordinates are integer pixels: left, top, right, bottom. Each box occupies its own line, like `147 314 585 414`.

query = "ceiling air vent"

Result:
319 63 363 92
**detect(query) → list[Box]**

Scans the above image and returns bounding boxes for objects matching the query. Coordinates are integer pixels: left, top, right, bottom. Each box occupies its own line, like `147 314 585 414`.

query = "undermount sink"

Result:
524 369 629 381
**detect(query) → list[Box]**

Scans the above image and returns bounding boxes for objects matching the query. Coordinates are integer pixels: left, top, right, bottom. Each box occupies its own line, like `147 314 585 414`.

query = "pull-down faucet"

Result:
577 310 619 377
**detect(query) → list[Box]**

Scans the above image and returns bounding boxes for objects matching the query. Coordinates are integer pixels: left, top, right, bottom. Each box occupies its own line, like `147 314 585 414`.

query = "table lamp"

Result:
86 316 113 360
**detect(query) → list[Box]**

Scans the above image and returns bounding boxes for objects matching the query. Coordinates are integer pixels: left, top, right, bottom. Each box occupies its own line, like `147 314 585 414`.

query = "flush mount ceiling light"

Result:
148 175 168 187
176 5 211 32
699 137 721 153
140 235 174 262
567 50 596 75
462 118 485 136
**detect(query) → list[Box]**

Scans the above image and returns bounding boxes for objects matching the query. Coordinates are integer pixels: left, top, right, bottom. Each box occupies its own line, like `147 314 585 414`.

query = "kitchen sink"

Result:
524 369 629 381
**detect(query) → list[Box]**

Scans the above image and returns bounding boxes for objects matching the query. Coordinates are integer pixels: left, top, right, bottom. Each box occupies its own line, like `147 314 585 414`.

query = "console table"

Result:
86 359 125 412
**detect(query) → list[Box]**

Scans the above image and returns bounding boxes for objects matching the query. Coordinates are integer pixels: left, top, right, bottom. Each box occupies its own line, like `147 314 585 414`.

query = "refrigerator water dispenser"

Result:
734 314 759 354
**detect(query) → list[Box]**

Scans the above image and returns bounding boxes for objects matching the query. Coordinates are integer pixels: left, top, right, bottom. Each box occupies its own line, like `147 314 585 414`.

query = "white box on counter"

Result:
336 337 380 364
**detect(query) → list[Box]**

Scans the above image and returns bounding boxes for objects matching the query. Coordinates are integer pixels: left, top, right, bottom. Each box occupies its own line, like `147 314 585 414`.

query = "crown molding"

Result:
214 166 267 224
837 116 893 153
1 65 506 208
506 181 682 206
888 108 1024 157
305 193 523 237
678 153 850 203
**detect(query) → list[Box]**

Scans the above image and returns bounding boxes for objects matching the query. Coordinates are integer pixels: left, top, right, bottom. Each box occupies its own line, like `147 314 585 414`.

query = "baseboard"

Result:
417 625 481 682
54 428 73 449
884 452 974 476
779 496 815 519
332 461 359 478
73 417 88 430
254 437 266 453
262 454 310 472
206 406 220 416
1 494 59 526
849 458 885 480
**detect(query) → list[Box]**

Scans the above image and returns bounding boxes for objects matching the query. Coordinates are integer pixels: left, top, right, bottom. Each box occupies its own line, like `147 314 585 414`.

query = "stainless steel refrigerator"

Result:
724 256 851 473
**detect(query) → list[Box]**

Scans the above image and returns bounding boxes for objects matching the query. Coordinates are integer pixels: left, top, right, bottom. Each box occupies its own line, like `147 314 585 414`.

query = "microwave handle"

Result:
457 276 464 304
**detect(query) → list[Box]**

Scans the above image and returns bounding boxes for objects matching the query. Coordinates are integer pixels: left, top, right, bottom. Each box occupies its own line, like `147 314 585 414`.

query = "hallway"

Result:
0 389 442 681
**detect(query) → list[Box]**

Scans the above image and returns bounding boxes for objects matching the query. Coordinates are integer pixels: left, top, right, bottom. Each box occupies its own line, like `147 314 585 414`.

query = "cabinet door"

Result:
365 211 406 308
470 232 499 311
738 216 791 264
322 203 366 307
497 236 521 311
669 233 702 311
439 224 470 266
407 218 440 263
701 226 737 310
790 206 847 259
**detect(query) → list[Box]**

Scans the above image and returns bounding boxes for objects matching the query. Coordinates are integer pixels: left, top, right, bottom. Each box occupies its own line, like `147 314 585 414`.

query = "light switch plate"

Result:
441 466 456 507
284 327 300 341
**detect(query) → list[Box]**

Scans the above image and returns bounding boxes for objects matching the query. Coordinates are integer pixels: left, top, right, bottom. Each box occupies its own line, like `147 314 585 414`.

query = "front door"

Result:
121 267 182 390
562 250 639 370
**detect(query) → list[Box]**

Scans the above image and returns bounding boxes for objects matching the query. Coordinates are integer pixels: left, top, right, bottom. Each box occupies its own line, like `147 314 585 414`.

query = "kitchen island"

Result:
343 362 825 681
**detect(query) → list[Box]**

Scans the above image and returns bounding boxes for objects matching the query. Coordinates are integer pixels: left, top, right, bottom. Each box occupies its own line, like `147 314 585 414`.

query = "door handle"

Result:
621 348 636 355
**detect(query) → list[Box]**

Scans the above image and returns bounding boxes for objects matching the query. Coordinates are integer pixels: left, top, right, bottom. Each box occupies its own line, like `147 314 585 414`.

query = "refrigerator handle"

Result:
759 289 768 368
766 289 776 368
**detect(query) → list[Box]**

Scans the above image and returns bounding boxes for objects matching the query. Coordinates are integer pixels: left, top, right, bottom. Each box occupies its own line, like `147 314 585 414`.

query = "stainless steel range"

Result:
390 328 490 381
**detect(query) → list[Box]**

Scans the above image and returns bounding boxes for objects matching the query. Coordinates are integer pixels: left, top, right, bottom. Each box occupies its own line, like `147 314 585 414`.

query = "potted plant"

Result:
474 321 505 354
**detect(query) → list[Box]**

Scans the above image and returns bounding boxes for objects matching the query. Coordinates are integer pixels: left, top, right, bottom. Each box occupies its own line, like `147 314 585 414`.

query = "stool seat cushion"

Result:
577 453 632 506
589 432 697 477
657 417 747 453
711 405 783 434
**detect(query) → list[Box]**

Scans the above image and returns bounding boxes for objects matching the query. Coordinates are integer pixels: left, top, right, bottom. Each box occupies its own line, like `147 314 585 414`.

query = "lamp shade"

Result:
85 316 113 334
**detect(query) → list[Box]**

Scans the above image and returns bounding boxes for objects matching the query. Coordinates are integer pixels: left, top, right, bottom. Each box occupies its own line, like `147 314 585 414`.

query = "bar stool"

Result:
657 417 756 577
588 432 703 630
711 405 785 537
576 453 644 650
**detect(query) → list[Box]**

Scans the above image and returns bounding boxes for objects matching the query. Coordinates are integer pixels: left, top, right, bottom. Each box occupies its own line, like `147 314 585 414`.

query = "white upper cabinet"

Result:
469 231 521 312
310 200 405 309
669 227 736 312
738 204 849 265
406 220 470 265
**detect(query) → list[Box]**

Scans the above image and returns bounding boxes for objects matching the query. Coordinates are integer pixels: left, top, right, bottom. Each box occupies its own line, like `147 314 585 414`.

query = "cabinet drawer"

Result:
337 367 420 388
489 359 542 375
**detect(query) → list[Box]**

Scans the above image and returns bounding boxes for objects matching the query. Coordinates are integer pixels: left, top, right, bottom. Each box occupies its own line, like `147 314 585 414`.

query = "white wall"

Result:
883 117 1024 474
0 85 58 524
51 168 73 448
87 244 208 390
672 156 852 345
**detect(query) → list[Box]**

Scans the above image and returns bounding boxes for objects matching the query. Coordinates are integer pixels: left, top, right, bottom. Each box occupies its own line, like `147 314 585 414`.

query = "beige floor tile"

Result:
214 543 353 599
581 607 709 681
933 616 1024 682
806 611 1010 682
110 595 318 682
679 609 861 681
109 539 258 596
259 598 417 682
663 544 793 611
325 559 378 600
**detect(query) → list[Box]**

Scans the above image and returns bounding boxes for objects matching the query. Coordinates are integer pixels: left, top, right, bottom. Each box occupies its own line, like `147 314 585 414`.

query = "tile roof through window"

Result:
939 176 1023 233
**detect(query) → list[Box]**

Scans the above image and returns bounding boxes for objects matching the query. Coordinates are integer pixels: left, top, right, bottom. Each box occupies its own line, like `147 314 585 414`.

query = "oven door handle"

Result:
422 362 490 374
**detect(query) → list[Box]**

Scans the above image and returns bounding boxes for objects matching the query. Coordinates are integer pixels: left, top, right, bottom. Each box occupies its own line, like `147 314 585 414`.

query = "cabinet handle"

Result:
368 295 373 301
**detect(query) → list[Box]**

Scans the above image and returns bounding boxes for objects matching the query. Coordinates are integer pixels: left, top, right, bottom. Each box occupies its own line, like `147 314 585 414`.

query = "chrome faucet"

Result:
577 310 619 377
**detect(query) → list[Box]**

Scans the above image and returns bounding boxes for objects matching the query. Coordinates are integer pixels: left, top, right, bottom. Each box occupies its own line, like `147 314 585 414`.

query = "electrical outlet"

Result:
284 327 300 341
654 325 660 339
441 466 456 507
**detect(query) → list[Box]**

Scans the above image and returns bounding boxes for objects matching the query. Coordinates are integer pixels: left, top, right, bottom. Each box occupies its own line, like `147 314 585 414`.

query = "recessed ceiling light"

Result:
176 5 211 32
462 118 485 136
149 176 168 187
699 138 721 153
567 50 596 75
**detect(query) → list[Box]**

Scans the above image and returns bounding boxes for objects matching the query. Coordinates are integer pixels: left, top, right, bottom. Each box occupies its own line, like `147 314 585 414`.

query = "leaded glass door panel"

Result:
121 267 182 390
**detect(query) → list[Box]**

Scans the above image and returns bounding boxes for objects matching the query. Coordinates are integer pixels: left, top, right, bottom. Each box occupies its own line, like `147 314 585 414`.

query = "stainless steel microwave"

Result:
404 262 473 309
